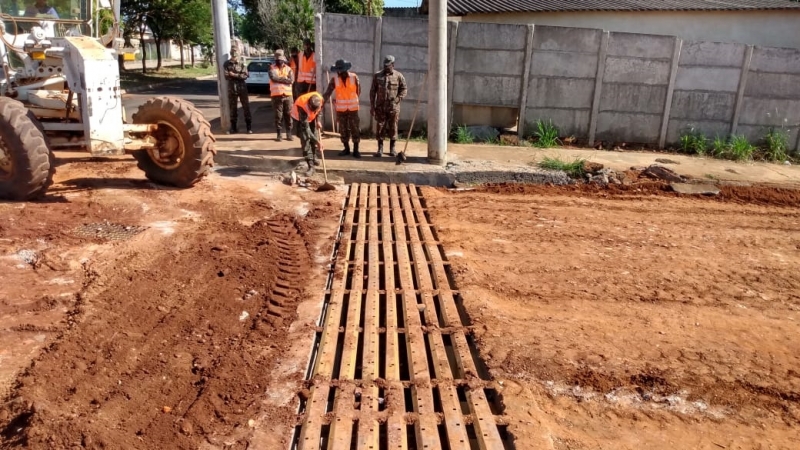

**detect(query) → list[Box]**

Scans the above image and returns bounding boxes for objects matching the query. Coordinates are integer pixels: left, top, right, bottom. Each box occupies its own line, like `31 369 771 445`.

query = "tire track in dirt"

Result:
0 214 313 449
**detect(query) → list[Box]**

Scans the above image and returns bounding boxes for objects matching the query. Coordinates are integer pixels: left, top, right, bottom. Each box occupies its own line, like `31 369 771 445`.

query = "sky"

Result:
384 0 422 7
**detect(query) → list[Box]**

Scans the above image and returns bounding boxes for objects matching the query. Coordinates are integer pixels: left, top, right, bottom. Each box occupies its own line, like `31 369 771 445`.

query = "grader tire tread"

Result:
131 96 216 188
0 97 54 201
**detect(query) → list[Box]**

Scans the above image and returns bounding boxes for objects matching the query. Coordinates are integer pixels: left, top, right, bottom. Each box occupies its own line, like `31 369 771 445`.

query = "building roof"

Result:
430 0 800 16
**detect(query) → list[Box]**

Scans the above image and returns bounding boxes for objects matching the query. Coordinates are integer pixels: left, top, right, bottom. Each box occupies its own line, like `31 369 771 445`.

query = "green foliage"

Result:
711 135 728 157
710 135 756 161
324 0 384 16
538 156 586 178
533 120 561 148
761 127 789 162
452 125 474 144
678 128 708 155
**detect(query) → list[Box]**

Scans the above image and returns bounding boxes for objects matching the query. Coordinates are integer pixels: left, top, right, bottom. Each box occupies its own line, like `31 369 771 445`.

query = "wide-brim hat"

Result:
330 59 352 72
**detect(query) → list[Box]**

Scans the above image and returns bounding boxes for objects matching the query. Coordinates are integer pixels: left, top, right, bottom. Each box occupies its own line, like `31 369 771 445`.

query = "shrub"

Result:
452 124 473 144
726 135 756 161
761 127 789 162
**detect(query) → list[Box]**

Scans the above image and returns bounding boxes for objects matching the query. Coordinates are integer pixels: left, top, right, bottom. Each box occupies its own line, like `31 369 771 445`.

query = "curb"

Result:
121 75 218 95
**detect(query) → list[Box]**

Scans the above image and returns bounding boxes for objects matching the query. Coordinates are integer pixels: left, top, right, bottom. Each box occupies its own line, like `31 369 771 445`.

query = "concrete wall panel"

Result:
750 47 800 74
382 17 428 45
456 22 528 50
400 71 428 102
453 74 521 106
596 112 662 143
600 84 667 114
744 72 800 100
670 91 735 121
527 78 595 109
322 14 375 42
674 67 741 92
524 108 591 138
604 57 670 85
455 49 525 76
380 44 428 71
529 51 599 78
531 25 602 53
323 41 374 74
739 97 800 126
666 120 732 144
607 32 674 59
679 41 746 67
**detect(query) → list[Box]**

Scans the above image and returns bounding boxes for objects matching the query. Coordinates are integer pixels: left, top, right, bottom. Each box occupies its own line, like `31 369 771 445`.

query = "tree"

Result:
324 0 384 16
253 0 322 50
172 0 213 68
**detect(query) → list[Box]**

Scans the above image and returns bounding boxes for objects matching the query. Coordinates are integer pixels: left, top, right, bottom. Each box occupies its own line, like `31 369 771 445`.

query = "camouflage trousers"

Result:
336 110 360 144
295 121 320 163
272 95 293 133
228 81 251 125
374 107 399 141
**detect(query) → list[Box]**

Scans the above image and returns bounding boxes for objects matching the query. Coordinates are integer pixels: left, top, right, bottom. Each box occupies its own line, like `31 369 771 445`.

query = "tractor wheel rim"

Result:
147 120 186 170
0 136 12 180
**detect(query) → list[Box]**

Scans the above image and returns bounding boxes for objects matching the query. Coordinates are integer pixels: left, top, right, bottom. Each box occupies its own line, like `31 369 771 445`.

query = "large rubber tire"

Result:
131 96 216 188
0 97 54 201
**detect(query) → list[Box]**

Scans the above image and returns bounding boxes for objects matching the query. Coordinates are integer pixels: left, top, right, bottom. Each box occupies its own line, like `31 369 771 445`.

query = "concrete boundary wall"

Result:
317 13 800 151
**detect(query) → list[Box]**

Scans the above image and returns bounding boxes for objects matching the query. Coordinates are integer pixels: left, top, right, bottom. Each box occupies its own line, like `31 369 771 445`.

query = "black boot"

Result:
339 142 351 156
277 132 282 142
353 141 361 159
228 123 238 134
374 139 383 157
246 122 252 134
389 139 397 157
305 159 315 176
287 131 294 141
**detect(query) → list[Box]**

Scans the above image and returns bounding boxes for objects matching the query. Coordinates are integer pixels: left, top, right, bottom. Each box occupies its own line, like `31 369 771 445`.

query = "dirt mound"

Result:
463 181 800 207
1 216 312 449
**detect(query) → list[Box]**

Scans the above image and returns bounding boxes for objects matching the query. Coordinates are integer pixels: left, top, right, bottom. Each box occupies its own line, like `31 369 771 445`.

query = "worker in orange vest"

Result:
297 38 317 95
291 91 324 175
322 59 361 158
289 47 300 98
270 49 295 142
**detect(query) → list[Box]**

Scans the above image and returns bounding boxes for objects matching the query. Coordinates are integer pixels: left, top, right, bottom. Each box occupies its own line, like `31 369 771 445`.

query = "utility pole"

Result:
211 0 232 131
427 0 447 164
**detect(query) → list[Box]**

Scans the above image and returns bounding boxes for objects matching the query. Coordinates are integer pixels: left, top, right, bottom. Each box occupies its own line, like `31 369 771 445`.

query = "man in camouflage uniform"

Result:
223 47 252 134
270 49 295 142
322 59 362 158
370 55 407 157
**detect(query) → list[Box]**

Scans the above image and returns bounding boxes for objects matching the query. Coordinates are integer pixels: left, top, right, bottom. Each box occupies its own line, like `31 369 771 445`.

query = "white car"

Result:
245 58 274 92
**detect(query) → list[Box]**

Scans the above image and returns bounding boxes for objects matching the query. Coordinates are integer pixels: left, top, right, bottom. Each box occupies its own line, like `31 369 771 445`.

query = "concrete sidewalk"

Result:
213 130 800 187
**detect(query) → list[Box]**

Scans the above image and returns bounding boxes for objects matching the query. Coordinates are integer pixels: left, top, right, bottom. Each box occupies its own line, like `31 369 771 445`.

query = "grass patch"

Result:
724 135 757 161
452 124 474 144
678 128 708 155
120 64 216 90
538 156 586 178
533 119 561 148
760 127 789 162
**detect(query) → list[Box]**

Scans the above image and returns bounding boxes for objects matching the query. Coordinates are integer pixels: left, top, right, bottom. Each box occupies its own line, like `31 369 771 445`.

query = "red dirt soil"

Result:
422 184 800 449
1 157 344 449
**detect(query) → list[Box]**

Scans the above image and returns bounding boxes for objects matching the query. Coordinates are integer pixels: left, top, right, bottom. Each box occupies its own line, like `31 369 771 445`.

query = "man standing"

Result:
223 47 252 134
289 47 300 98
322 59 361 158
291 92 324 175
296 39 317 95
370 55 407 157
270 50 295 142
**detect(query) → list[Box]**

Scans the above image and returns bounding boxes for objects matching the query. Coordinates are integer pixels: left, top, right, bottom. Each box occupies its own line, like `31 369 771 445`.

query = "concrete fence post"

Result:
446 21 459 135
659 37 683 149
516 24 535 144
730 45 754 136
371 17 383 134
588 31 609 147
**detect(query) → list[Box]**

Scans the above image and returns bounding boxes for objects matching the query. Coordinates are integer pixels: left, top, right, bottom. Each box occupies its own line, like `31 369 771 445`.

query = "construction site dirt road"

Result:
2 155 799 449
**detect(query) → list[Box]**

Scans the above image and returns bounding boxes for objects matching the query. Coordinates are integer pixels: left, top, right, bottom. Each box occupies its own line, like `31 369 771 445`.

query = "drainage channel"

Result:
291 183 512 450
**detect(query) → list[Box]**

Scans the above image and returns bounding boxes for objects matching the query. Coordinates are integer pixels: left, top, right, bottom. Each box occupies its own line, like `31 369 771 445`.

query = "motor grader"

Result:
0 0 215 200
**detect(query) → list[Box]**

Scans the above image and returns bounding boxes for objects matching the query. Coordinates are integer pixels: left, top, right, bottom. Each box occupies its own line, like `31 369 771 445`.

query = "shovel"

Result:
316 124 336 192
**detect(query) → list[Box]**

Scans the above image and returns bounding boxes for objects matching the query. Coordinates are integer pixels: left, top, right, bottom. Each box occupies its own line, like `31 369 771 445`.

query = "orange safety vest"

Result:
270 65 293 97
333 74 359 112
289 57 297 75
291 92 323 122
298 52 316 83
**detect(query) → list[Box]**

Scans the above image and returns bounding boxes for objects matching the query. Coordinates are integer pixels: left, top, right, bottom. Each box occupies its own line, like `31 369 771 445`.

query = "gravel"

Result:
445 159 573 186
